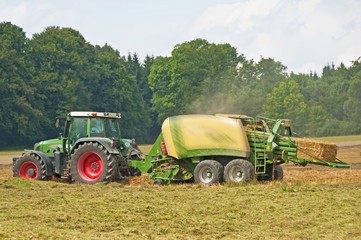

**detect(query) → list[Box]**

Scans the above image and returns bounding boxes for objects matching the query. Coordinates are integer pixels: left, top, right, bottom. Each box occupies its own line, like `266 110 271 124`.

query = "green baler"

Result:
130 114 349 185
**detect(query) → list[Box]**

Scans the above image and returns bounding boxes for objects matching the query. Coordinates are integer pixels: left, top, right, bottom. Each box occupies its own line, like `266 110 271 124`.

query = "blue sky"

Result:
1 0 360 74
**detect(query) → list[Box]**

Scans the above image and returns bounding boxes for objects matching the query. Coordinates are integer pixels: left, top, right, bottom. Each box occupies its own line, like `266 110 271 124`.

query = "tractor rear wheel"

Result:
224 159 254 183
194 160 223 185
13 154 47 180
70 142 115 184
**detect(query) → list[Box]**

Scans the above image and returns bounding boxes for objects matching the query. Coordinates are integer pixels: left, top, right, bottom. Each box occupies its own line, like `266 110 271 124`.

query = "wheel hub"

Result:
19 161 39 180
200 167 214 183
91 162 99 170
231 167 244 182
27 168 35 177
77 152 104 180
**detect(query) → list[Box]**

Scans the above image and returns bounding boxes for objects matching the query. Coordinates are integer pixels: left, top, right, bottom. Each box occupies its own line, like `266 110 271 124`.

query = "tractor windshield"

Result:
103 118 122 139
89 117 122 139
68 117 122 143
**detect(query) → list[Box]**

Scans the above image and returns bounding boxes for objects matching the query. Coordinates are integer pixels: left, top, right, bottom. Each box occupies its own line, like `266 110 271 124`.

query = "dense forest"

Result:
1 22 361 148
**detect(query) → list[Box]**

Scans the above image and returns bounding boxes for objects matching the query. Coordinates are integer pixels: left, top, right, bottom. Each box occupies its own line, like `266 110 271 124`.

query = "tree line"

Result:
1 22 360 148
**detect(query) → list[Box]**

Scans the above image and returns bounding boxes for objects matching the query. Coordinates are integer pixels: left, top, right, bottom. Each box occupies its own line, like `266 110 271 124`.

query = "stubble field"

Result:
0 136 361 239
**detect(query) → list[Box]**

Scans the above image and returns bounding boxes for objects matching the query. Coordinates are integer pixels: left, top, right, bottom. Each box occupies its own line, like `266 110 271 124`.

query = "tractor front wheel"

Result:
224 159 254 183
194 160 223 185
13 154 47 180
70 142 115 184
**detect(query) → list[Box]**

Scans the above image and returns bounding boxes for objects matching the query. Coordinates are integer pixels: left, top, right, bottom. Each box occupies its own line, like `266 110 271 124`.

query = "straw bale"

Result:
295 138 337 162
127 174 152 186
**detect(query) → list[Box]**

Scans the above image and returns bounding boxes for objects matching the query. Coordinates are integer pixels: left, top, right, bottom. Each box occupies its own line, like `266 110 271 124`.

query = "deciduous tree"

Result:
0 22 42 146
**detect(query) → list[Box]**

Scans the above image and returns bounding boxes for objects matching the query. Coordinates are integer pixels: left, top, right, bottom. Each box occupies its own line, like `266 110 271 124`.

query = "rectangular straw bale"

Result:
294 138 337 162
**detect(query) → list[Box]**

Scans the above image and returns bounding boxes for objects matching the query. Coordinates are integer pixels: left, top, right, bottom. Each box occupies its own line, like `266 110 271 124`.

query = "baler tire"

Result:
194 160 223 185
257 164 284 181
70 142 115 184
13 154 47 180
274 165 284 181
153 179 163 185
224 159 254 183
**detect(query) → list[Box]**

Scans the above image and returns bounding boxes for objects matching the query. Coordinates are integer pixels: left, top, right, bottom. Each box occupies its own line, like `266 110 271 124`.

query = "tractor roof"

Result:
68 111 121 118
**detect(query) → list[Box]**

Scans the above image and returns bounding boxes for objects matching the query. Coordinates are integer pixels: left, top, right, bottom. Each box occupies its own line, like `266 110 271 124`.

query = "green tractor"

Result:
13 111 143 183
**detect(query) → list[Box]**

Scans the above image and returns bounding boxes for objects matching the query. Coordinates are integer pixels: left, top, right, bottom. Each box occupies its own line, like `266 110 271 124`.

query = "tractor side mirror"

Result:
55 118 60 128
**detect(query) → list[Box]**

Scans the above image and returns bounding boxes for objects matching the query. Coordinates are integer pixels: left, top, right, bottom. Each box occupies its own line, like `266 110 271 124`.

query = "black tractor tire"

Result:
13 154 47 180
258 164 284 181
273 164 284 181
70 142 115 184
129 168 141 176
224 159 254 183
153 179 163 185
194 160 224 185
128 151 142 176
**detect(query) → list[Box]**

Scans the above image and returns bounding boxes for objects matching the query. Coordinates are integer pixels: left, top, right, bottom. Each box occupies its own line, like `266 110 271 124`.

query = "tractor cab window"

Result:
104 118 121 139
69 117 88 144
90 118 105 137
87 117 121 138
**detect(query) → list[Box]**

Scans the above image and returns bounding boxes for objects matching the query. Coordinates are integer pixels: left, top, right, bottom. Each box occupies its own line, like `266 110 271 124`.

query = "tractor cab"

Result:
62 112 123 149
36 112 124 155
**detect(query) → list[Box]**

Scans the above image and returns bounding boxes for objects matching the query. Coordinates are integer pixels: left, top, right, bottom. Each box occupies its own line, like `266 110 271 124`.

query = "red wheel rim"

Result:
78 152 104 181
19 162 38 180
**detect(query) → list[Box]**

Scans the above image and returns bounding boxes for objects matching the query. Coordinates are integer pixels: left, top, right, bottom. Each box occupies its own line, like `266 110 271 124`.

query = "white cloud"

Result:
0 1 28 24
1 0 360 74
0 1 54 37
252 33 275 57
190 0 361 74
190 0 279 35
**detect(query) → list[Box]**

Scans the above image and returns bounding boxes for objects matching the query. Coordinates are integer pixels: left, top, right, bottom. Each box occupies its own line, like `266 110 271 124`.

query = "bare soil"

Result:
0 151 21 165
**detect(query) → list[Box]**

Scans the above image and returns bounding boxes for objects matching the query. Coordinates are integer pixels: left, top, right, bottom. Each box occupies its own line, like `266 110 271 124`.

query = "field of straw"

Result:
0 136 361 239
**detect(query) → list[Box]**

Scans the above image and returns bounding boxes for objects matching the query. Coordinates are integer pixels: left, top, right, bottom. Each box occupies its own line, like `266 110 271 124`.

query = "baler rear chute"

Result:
242 116 350 169
130 114 350 185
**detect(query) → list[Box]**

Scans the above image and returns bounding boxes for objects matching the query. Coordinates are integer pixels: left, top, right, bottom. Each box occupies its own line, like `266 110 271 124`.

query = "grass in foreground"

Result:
1 174 361 239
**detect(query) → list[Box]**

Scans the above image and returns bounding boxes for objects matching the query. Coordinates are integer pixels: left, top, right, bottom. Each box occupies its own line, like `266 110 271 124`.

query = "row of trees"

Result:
1 22 360 148
149 38 361 137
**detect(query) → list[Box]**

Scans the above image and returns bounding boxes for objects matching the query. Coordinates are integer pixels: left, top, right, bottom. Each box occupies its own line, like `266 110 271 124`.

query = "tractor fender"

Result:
28 150 55 176
70 137 120 155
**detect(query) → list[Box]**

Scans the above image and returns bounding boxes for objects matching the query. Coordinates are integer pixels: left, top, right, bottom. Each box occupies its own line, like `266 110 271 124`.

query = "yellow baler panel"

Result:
161 115 250 159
